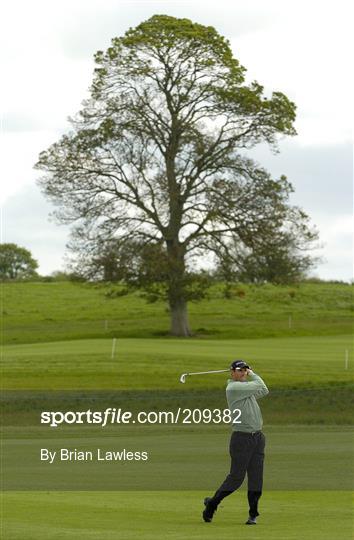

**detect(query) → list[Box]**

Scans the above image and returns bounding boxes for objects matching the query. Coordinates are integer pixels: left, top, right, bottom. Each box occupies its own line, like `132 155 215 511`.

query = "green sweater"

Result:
226 372 269 432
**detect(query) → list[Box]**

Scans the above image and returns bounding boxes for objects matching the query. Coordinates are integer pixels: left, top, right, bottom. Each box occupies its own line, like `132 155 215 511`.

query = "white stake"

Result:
345 349 349 370
111 338 117 359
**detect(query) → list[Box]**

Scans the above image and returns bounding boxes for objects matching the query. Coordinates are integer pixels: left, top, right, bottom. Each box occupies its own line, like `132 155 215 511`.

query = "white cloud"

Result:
312 214 353 281
231 2 352 146
1 131 62 203
1 185 70 274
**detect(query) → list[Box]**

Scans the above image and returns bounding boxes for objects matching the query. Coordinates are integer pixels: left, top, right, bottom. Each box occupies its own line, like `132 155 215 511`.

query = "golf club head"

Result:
179 373 187 384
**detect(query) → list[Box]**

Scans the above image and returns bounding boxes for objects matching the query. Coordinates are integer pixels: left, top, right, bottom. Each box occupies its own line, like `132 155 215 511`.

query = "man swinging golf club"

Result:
202 360 269 525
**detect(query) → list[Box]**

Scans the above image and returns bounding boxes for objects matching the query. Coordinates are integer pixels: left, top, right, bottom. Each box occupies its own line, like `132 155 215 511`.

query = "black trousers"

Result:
211 431 265 517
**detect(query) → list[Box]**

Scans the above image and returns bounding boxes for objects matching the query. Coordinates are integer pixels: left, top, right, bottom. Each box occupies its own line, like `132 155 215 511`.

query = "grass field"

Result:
2 334 353 424
2 491 352 540
1 281 353 539
2 334 353 390
2 425 352 491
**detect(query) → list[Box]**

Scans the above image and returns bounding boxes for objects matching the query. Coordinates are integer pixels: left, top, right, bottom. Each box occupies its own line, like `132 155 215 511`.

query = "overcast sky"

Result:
1 0 352 280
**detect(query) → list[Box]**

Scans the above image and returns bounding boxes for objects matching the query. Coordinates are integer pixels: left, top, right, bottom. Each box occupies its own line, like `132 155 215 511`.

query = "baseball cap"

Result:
230 360 250 370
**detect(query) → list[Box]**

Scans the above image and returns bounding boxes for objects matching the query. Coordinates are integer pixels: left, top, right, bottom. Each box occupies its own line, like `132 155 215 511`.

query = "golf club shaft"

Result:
185 369 229 377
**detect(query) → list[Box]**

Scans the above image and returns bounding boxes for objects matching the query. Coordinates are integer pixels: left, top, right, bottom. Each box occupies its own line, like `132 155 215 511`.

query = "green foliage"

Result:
69 239 214 304
0 243 38 281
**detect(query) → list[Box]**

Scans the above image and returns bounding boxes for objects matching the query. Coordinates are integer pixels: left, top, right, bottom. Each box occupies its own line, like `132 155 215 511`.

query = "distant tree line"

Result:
1 243 348 290
70 235 316 295
0 240 314 285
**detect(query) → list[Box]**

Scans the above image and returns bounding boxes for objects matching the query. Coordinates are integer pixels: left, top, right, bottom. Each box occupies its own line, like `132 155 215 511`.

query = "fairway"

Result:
2 425 352 491
2 335 353 538
2 491 352 540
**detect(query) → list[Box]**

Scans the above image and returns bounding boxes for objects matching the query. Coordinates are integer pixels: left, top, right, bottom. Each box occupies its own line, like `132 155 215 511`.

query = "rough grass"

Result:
3 281 353 344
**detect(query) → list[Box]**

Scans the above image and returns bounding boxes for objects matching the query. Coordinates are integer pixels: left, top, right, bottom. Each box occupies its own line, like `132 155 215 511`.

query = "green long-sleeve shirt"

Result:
226 372 269 432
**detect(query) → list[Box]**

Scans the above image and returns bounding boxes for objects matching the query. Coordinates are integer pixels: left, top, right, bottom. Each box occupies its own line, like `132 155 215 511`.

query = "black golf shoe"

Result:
245 515 257 525
202 497 217 522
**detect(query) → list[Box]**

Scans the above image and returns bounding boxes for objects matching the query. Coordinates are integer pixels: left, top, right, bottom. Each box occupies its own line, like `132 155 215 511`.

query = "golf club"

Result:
179 369 229 384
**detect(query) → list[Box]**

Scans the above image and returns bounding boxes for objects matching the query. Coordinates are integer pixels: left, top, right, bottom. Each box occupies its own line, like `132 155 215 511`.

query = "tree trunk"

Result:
169 297 191 337
166 239 192 337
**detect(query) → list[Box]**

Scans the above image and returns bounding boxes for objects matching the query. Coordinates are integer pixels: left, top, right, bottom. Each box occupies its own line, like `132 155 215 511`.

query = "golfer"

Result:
202 360 269 525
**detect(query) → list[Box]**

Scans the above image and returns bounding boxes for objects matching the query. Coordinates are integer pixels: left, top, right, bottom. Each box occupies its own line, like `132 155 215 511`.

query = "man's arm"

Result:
248 371 269 399
228 370 269 400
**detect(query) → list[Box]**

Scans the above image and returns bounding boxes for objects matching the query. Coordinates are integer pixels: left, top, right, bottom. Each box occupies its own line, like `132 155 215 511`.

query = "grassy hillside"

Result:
2 281 353 344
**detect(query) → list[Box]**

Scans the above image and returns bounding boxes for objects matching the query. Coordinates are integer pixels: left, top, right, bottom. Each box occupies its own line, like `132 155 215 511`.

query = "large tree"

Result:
35 15 317 336
0 243 38 280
